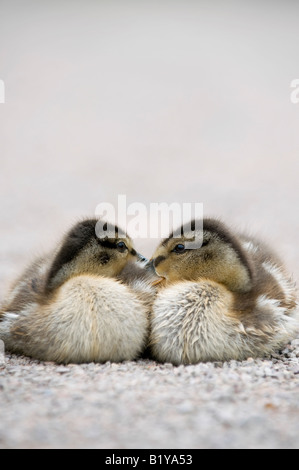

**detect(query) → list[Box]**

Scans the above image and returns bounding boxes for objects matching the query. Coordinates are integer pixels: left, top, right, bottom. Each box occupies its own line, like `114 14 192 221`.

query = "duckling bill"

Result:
0 219 154 364
149 218 299 365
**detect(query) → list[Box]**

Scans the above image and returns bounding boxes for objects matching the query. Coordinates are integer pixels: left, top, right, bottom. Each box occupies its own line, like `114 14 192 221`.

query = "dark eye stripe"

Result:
98 239 119 250
154 256 166 268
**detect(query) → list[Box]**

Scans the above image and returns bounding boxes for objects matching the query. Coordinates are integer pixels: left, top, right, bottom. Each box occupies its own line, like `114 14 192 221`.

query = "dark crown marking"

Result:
162 218 254 283
45 219 98 292
45 219 130 293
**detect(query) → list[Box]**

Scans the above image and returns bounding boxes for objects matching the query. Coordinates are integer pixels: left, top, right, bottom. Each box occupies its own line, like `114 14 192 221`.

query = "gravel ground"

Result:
1 341 299 449
0 1 299 450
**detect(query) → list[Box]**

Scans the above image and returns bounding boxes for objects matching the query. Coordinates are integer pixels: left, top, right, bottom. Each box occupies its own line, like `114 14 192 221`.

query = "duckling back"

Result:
1 275 148 364
150 280 298 365
239 234 297 312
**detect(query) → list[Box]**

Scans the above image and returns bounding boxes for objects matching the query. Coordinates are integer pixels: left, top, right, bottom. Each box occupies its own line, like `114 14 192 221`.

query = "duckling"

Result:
149 218 299 365
0 219 154 364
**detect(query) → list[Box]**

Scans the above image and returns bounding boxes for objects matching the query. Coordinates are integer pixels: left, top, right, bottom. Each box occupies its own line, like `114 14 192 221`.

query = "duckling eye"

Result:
173 244 186 254
116 241 128 253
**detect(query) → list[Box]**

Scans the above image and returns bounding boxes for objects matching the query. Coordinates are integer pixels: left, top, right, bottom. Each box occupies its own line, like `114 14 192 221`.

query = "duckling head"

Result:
152 219 254 294
45 219 144 293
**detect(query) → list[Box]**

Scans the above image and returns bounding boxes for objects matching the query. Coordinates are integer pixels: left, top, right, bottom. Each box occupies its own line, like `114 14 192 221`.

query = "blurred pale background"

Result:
0 0 298 297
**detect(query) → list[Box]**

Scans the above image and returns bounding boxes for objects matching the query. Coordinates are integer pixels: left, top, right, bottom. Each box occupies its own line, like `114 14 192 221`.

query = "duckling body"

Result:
0 219 153 364
150 219 298 365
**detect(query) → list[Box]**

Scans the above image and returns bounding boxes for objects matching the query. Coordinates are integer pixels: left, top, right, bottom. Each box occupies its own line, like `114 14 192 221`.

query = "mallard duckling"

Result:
149 218 299 365
0 219 154 364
